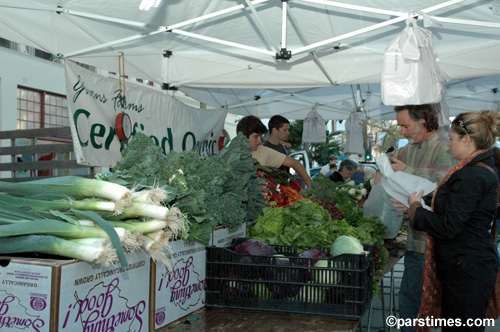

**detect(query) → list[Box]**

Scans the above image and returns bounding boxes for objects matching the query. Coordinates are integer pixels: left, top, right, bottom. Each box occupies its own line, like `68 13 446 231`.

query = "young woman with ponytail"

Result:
407 110 500 332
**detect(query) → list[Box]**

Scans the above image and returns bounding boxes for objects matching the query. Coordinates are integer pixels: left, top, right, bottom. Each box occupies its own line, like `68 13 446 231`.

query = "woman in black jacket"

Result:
408 111 500 332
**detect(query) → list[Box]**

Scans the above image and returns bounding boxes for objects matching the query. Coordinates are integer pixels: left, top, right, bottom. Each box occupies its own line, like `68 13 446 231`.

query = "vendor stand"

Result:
157 236 406 332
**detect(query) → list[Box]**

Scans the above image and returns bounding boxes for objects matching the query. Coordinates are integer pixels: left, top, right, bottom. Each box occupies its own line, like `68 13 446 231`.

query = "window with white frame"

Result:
17 86 69 130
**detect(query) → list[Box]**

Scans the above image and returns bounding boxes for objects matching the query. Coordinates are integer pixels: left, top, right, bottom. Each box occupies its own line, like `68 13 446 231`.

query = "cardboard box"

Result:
0 250 150 332
151 240 206 330
209 223 247 248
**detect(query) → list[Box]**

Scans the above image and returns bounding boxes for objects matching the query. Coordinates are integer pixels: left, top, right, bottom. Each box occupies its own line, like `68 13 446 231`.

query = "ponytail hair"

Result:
451 110 500 150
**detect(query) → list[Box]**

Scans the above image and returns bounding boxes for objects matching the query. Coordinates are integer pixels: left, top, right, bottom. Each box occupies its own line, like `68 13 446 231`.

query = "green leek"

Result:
142 235 170 269
0 219 129 239
131 187 169 205
0 176 132 202
108 219 168 233
71 209 128 268
0 235 118 266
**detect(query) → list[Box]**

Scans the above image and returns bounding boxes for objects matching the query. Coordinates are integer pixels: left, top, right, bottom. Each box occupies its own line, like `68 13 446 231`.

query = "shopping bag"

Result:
363 182 404 239
381 17 445 105
302 106 326 143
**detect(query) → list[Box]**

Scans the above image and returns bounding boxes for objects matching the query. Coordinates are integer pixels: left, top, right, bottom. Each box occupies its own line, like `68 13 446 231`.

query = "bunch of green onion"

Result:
0 176 186 269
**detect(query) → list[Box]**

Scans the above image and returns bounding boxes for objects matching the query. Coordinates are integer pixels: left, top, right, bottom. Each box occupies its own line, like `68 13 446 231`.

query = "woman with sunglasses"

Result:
407 111 500 332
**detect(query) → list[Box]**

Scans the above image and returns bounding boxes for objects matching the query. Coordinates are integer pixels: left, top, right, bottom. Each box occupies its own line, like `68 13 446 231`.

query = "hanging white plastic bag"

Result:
363 182 403 239
344 110 364 156
381 17 445 105
302 106 326 143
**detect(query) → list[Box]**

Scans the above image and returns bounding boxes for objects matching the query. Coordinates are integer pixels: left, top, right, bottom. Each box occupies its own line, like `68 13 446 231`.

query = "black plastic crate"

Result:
206 238 373 320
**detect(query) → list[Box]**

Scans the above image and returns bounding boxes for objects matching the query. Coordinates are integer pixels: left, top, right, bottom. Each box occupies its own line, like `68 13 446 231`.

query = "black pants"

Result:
440 262 497 332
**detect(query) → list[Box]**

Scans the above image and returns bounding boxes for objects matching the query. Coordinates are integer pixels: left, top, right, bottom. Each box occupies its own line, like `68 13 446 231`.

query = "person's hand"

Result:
389 198 408 213
280 141 292 148
390 157 407 172
408 190 424 206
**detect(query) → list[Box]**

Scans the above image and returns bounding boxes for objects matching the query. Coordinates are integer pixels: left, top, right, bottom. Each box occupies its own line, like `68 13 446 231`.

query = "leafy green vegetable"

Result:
331 235 364 256
248 200 359 248
110 132 266 245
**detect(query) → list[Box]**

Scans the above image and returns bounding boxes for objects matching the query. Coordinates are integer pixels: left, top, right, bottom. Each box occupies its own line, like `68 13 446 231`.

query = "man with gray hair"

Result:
329 158 358 183
389 104 455 332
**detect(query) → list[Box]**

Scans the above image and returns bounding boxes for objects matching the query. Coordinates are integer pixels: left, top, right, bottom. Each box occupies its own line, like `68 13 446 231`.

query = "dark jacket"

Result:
329 171 344 183
411 150 499 281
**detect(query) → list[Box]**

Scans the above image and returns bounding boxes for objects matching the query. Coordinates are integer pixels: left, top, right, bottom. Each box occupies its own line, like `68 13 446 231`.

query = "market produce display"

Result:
256 165 304 207
247 175 389 293
0 176 185 268
102 132 266 246
205 237 374 318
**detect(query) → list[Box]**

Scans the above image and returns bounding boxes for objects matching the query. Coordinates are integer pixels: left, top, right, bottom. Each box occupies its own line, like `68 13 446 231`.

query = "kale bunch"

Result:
114 132 169 181
110 131 265 245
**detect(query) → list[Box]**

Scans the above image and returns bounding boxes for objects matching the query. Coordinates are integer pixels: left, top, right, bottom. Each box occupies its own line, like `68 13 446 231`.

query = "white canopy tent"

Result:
0 0 499 120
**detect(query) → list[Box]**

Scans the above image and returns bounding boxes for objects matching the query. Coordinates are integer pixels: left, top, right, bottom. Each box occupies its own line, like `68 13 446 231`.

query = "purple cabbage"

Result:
264 254 305 298
234 239 277 263
299 249 330 265
298 249 330 282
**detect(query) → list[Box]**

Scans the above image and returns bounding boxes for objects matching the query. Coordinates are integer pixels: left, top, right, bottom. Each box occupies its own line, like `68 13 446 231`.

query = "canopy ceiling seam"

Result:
59 0 269 31
0 4 55 12
438 43 500 68
286 104 349 116
60 0 271 58
244 0 280 53
64 15 158 85
63 27 165 58
298 0 404 17
293 0 467 55
286 5 337 85
0 16 54 54
204 90 227 108
172 67 251 87
165 52 329 87
293 15 408 55
446 92 500 101
291 93 356 109
224 93 292 109
171 29 275 56
170 55 338 87
229 89 254 115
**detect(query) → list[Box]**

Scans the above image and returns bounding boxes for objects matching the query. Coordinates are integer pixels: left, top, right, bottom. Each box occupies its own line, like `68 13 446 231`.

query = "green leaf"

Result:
71 209 128 268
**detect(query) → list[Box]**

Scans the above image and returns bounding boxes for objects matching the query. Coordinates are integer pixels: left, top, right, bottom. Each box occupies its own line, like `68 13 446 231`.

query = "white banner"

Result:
64 60 227 167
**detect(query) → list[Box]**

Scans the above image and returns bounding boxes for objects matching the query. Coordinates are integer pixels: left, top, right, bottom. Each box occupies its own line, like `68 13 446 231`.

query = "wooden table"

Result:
160 308 359 332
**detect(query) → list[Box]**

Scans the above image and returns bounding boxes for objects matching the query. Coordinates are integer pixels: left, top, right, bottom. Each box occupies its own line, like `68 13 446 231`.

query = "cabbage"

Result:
298 249 330 282
331 235 364 256
234 239 277 263
298 249 329 265
293 283 326 303
264 254 304 298
251 281 272 299
312 259 341 284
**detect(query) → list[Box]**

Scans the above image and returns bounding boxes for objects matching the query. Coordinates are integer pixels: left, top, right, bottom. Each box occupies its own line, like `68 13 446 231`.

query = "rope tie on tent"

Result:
118 52 126 97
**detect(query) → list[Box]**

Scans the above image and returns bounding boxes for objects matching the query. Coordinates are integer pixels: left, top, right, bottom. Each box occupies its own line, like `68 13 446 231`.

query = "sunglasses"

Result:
455 113 470 134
